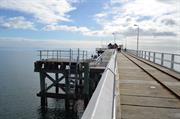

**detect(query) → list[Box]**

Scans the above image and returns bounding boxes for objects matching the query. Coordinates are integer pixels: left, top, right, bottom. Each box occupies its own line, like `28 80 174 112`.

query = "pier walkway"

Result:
117 52 180 119
34 49 180 119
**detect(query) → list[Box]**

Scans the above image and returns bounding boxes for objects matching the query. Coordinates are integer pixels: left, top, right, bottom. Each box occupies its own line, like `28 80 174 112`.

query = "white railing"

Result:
38 49 88 62
81 50 117 119
93 49 115 66
126 49 180 73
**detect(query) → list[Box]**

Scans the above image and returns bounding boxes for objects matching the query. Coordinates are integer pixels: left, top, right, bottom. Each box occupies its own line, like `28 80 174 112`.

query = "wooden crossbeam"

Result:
37 93 66 99
45 73 56 84
38 73 65 93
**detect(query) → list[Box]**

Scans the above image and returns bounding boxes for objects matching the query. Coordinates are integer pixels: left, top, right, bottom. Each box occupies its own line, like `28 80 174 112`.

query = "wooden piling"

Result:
39 71 47 108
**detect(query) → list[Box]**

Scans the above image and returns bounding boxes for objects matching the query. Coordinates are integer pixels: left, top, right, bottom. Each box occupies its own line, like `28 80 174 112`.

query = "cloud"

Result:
0 0 179 38
157 0 179 4
110 0 131 4
125 36 180 53
0 0 75 24
94 13 108 18
161 19 176 26
43 24 90 32
123 27 176 37
0 16 36 30
93 0 180 37
67 0 86 4
43 24 107 36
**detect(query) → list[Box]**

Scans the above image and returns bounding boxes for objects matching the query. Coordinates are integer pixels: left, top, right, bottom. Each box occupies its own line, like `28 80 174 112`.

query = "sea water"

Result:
0 48 94 119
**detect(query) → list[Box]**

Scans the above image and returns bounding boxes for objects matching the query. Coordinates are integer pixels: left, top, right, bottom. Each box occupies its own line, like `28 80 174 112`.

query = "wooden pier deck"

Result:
117 52 180 119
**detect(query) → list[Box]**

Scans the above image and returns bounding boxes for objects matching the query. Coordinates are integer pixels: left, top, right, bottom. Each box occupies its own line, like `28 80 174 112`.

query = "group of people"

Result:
108 43 124 52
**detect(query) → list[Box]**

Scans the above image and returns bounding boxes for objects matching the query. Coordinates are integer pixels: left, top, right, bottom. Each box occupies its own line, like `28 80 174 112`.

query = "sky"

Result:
0 0 180 52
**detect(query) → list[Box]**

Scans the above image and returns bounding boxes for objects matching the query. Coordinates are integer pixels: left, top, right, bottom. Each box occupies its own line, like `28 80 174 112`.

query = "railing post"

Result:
40 51 42 60
161 53 164 66
69 49 72 62
144 51 145 59
71 50 73 60
57 51 58 60
138 50 140 57
47 51 48 59
153 52 155 63
171 54 175 69
136 50 138 56
52 50 54 58
148 52 150 61
86 51 88 60
60 50 61 59
139 50 141 57
77 48 80 62
53 50 55 58
141 51 143 58
83 50 85 61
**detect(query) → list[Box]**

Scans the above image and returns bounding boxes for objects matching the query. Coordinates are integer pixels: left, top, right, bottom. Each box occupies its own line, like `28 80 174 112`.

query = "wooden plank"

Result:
121 105 180 119
117 53 180 119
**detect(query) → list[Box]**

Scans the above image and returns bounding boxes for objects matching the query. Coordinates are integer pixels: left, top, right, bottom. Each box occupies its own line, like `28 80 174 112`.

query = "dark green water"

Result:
0 49 78 119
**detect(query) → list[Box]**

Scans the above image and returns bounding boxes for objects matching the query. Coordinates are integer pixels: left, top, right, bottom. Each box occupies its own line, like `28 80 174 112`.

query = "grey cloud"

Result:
126 18 131 22
137 16 152 22
161 19 176 26
123 27 177 37
157 0 178 4
153 32 177 36
123 27 154 36
67 0 85 3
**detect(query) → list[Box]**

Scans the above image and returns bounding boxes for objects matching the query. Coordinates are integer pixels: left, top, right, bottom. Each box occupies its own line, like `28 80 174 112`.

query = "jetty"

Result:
34 48 180 119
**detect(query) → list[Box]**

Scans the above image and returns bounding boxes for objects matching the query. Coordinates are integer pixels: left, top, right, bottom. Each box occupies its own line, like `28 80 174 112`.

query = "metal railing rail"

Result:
126 49 180 72
38 49 88 62
93 49 115 67
81 50 117 119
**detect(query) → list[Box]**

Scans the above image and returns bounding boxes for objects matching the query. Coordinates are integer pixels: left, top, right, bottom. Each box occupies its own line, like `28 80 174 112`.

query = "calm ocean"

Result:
0 48 89 119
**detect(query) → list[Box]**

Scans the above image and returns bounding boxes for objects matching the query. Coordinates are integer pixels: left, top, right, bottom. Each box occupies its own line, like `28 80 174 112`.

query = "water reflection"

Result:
38 108 75 119
37 100 78 119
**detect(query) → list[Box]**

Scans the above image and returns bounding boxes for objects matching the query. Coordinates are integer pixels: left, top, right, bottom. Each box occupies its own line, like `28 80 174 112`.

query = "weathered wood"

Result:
55 73 59 94
39 71 47 108
117 53 180 119
37 93 66 99
35 49 114 114
83 63 90 108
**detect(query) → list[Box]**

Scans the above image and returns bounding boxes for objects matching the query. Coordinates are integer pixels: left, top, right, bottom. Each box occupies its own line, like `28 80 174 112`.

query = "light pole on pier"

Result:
134 24 139 55
125 38 127 49
112 32 116 44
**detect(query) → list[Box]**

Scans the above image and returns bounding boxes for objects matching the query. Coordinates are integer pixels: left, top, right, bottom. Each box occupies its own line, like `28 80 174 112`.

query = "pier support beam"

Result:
84 63 90 108
55 73 59 94
35 53 92 114
65 70 70 112
39 71 47 108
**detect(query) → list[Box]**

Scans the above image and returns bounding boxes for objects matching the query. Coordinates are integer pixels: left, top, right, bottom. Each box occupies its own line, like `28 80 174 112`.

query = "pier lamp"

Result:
134 24 139 55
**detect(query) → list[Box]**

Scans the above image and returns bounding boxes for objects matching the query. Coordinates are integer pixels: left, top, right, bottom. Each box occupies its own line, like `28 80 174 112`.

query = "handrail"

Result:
37 49 88 62
93 49 115 67
81 50 117 119
126 49 180 72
